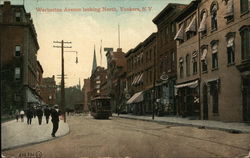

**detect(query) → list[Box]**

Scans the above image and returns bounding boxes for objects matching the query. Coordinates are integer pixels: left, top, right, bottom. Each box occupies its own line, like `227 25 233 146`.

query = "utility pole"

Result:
53 40 72 122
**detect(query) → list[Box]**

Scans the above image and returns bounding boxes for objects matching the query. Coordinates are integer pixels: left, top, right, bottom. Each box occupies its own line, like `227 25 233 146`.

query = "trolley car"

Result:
90 96 111 119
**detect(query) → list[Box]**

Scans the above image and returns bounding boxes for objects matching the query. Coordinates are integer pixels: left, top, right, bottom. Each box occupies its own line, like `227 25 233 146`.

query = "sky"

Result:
4 0 191 87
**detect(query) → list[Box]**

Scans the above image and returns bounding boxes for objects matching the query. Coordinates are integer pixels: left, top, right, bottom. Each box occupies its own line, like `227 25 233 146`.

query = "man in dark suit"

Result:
51 105 61 137
26 106 33 125
36 106 43 125
44 106 51 124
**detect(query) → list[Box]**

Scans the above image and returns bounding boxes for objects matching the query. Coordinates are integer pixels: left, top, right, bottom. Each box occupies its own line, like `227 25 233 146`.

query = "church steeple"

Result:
91 45 97 75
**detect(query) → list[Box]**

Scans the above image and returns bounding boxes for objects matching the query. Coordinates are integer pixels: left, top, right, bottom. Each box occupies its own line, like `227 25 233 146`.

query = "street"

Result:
2 115 250 158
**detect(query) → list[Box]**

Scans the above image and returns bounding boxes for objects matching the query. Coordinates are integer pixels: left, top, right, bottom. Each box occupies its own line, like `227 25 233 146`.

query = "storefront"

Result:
175 80 199 117
126 91 144 115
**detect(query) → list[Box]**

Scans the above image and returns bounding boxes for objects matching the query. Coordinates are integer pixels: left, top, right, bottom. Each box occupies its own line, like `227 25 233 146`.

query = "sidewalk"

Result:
114 114 250 133
1 116 69 150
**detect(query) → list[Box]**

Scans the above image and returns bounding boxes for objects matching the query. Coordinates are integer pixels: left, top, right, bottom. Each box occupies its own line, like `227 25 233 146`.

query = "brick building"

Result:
175 0 250 121
40 76 57 106
153 3 187 115
82 78 91 112
125 33 157 115
106 48 127 112
0 1 41 114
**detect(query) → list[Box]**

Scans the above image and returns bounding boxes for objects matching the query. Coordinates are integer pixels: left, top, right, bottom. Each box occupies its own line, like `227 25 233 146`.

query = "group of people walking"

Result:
14 105 61 137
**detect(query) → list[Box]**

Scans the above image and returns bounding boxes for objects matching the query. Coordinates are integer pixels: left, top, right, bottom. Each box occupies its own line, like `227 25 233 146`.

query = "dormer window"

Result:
15 12 21 22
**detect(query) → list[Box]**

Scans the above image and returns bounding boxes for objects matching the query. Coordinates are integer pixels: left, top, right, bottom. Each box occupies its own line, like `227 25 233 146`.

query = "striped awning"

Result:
126 91 144 104
198 12 207 32
174 24 184 41
185 16 197 33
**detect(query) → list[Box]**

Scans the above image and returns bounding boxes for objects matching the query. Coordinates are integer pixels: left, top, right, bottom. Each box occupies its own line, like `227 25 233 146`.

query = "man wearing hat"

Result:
50 104 61 137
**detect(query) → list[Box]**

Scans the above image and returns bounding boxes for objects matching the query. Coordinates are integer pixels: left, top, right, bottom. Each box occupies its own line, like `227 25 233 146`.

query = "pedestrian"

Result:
51 105 61 137
26 107 33 125
36 106 43 125
44 106 51 124
20 110 25 122
15 109 19 122
33 106 37 118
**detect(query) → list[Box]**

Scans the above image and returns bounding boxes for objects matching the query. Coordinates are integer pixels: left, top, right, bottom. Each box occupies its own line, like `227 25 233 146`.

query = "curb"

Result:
2 124 70 151
114 115 250 134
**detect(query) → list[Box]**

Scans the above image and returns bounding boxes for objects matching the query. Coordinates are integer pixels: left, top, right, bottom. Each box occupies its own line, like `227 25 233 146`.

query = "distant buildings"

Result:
82 78 91 112
0 1 43 113
40 76 57 106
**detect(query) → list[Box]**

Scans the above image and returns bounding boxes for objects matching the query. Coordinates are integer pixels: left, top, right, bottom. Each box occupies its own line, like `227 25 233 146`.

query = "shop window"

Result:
226 33 235 65
210 82 219 114
240 0 249 14
211 3 218 31
239 26 250 60
15 45 21 56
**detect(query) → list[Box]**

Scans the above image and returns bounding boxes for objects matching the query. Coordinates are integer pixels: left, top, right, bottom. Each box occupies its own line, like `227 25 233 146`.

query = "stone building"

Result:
82 78 91 112
106 48 127 112
153 3 187 115
40 76 57 106
175 0 250 121
174 0 201 118
0 1 41 113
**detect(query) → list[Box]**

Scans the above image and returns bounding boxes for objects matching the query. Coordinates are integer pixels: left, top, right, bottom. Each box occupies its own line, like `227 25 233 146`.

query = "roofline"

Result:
175 0 201 22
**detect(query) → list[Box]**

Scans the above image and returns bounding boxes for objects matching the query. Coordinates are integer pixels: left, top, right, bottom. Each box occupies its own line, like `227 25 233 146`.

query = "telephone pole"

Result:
53 40 72 122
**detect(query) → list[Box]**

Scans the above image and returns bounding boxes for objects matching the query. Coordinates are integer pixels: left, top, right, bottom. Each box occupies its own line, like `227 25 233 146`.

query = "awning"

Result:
132 75 138 85
227 37 234 47
26 88 40 104
185 16 197 33
136 73 144 84
198 12 207 32
205 78 219 84
224 0 233 18
192 51 198 57
126 91 143 104
132 75 140 85
212 43 218 54
174 24 184 41
201 49 207 61
175 80 199 89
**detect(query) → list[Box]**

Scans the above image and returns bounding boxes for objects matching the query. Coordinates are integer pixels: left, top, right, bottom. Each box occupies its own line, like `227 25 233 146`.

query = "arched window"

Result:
200 46 208 72
198 10 207 36
186 54 190 76
210 40 219 69
210 2 218 31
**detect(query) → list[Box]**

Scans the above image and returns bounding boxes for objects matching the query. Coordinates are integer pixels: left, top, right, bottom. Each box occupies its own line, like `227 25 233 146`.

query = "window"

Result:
179 58 184 78
226 33 235 64
15 67 21 80
186 54 190 76
211 3 218 31
171 23 176 34
239 26 250 60
15 45 21 56
198 10 207 36
240 0 249 13
201 48 208 72
224 0 234 22
211 41 219 69
165 26 169 43
210 82 219 114
15 12 21 22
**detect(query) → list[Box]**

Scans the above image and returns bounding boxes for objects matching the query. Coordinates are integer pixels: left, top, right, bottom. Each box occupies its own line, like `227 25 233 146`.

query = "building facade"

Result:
106 48 127 112
82 78 91 112
40 76 57 106
0 1 41 114
153 3 187 115
175 0 250 121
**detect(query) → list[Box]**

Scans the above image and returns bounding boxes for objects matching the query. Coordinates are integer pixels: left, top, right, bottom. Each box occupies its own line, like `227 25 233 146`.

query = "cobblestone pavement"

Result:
2 115 250 158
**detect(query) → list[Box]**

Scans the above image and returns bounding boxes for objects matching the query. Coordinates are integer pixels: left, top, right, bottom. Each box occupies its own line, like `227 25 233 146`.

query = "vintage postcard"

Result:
1 0 250 157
